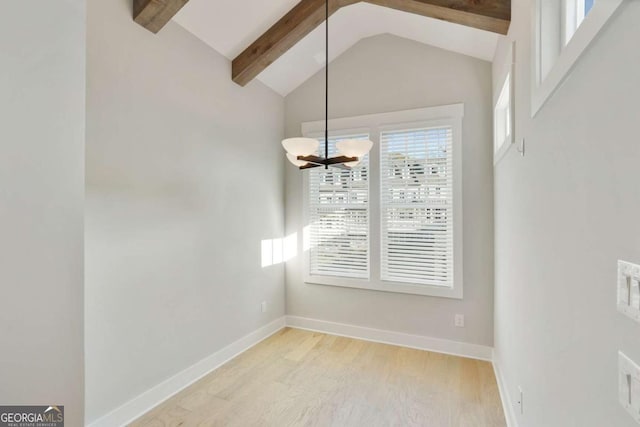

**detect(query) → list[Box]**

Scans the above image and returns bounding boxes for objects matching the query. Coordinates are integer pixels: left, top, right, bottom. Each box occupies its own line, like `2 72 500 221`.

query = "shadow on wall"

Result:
121 0 133 15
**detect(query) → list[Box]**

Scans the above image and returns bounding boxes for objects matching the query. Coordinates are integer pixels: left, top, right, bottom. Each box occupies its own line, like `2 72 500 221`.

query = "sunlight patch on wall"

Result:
261 233 297 267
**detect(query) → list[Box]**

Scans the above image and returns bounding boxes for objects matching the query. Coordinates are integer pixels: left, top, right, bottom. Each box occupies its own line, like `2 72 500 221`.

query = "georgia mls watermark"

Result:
0 406 64 427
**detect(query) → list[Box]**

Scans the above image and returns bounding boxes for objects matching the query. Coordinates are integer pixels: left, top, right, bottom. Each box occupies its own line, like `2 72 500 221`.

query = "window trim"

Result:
301 104 464 299
532 0 624 117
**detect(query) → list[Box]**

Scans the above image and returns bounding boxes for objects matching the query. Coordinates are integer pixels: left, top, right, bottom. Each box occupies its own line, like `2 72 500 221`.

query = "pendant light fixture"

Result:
281 0 373 170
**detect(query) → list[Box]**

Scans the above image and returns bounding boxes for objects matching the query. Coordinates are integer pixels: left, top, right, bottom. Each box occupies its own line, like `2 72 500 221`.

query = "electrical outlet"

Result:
455 314 465 328
618 261 640 323
261 301 267 313
517 386 524 415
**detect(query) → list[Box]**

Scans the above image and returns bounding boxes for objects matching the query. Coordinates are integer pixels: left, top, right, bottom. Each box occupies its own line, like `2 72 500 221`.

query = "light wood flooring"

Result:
130 328 506 427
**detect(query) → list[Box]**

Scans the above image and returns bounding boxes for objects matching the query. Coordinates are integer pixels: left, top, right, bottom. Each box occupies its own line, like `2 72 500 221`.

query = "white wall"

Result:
493 1 640 426
285 34 495 347
85 0 285 423
0 1 86 425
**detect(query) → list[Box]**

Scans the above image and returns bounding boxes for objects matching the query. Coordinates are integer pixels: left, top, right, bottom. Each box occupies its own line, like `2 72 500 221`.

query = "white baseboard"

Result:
492 351 518 427
87 317 286 427
285 315 493 361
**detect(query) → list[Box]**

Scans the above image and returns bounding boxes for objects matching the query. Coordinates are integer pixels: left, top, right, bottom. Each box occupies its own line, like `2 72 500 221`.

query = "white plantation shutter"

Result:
308 135 370 279
380 126 454 287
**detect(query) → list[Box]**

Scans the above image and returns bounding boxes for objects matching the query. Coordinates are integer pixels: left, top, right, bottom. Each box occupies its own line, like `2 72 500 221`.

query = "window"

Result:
564 0 595 45
533 0 623 115
494 41 516 165
302 105 463 299
494 74 512 159
380 127 454 287
307 134 370 280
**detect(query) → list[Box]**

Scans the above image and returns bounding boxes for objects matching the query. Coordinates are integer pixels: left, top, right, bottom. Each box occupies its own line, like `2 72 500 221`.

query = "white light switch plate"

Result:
618 261 640 322
619 352 640 424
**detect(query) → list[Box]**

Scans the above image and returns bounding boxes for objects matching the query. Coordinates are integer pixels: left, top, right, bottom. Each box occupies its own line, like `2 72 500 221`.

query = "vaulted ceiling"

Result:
135 0 509 96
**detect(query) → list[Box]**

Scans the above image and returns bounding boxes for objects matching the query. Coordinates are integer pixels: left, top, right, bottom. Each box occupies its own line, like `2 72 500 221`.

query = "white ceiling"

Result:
174 0 500 96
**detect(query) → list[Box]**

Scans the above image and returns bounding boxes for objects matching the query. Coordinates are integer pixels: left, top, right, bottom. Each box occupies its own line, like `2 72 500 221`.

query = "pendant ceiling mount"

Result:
281 0 373 170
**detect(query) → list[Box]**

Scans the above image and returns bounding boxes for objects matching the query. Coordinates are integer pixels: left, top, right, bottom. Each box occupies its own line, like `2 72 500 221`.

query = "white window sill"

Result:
304 275 463 299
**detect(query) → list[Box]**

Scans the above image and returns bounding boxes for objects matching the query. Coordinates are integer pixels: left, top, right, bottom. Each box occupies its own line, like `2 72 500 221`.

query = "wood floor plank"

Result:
284 331 324 362
130 329 506 427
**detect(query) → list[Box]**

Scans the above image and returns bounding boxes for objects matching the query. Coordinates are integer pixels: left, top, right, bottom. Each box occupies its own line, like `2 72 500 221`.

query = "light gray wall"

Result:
493 1 640 426
85 0 285 423
0 1 86 425
285 34 495 346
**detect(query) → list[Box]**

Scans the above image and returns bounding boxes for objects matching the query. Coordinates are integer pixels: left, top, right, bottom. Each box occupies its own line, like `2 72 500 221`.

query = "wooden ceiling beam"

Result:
232 0 510 87
134 0 190 34
365 0 510 35
232 0 358 87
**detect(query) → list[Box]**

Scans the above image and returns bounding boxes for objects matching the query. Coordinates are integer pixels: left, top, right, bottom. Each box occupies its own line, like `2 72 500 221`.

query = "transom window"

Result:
564 0 595 45
494 73 512 157
533 0 623 115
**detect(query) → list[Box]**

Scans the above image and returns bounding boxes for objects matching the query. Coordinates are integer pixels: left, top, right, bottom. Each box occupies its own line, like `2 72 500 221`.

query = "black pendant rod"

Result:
324 0 329 169
296 0 358 170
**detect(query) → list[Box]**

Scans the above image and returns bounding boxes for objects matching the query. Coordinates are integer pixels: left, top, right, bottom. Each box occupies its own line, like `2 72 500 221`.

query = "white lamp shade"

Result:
286 153 309 167
336 139 373 158
282 137 319 156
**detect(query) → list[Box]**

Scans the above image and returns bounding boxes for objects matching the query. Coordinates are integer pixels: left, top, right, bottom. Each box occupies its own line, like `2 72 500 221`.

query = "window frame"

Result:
301 104 464 299
532 0 624 116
